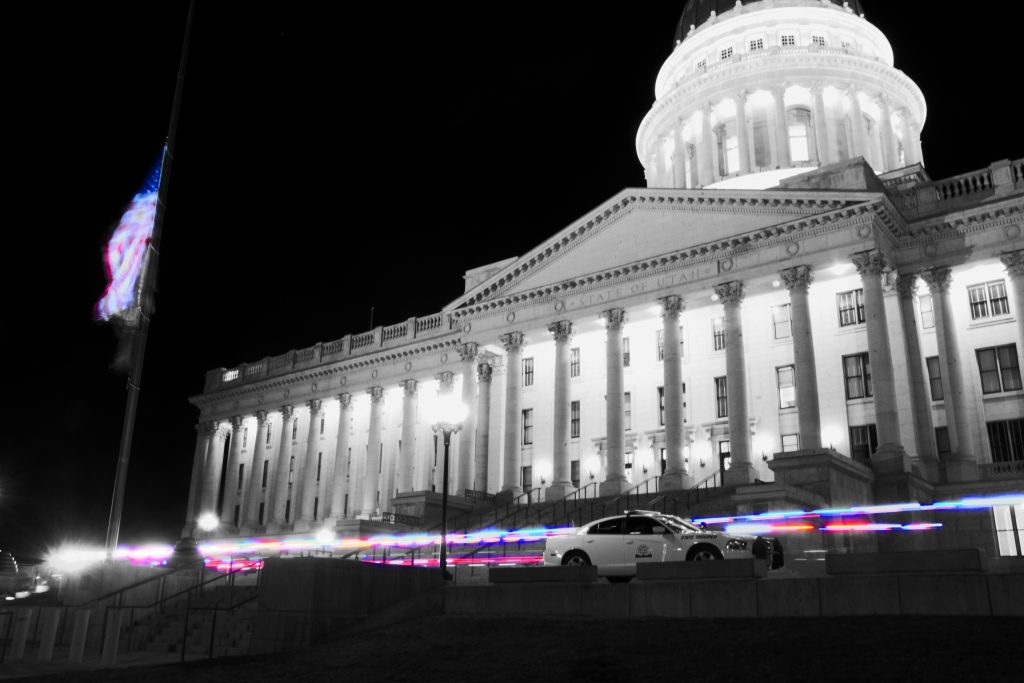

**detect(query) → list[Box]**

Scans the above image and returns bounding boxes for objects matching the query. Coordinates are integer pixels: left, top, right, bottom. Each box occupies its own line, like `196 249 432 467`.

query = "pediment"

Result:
450 187 878 310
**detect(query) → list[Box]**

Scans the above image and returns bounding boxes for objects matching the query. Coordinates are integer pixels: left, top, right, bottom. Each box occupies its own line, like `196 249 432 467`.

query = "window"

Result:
285 499 291 522
715 121 739 176
658 387 665 426
968 280 1010 320
588 517 625 535
787 107 812 163
571 460 580 489
261 460 269 488
657 329 664 361
522 465 533 491
696 58 706 70
237 464 244 491
346 447 352 476
316 452 323 482
837 289 866 326
719 440 731 471
926 356 943 401
571 400 580 438
777 366 796 409
752 109 771 168
258 502 265 525
291 418 298 441
812 35 826 47
721 46 733 60
288 455 295 484
320 415 325 435
233 505 240 528
843 353 872 399
523 358 534 386
920 294 935 329
343 494 349 518
977 345 1022 394
994 504 1024 557
266 422 273 445
622 337 631 367
624 392 632 432
713 318 726 350
242 427 248 448
987 419 1024 462
781 34 796 47
935 427 951 464
849 425 878 465
772 304 792 339
749 38 764 51
313 497 319 521
715 377 728 418
782 434 800 452
570 347 580 378
522 409 534 445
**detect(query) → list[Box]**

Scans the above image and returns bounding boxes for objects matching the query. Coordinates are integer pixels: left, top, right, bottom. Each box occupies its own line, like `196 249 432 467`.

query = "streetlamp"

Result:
429 393 468 581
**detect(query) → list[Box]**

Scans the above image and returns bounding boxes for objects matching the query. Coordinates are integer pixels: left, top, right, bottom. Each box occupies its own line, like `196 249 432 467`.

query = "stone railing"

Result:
203 311 458 392
890 159 1022 218
980 460 1024 480
369 511 422 527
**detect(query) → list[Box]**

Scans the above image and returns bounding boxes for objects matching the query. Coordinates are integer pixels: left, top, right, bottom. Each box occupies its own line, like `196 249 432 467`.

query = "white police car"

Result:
543 510 782 579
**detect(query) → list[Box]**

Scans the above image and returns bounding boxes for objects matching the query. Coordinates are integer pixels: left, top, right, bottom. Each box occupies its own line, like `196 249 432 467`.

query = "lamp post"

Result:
430 394 468 581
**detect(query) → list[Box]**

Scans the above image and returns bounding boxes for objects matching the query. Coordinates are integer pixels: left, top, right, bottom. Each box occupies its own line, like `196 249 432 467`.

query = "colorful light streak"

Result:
724 522 943 535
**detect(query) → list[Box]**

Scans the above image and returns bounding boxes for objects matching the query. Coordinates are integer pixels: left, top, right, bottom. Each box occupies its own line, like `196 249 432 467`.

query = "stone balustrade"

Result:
891 159 1022 217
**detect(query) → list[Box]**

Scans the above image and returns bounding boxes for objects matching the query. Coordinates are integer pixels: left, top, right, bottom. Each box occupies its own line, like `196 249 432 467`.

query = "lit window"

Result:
987 419 1024 463
657 387 665 426
967 280 1010 320
843 353 872 400
570 347 580 378
571 401 580 438
622 337 631 367
242 427 248 448
787 107 812 162
849 425 877 465
781 34 796 47
266 422 272 445
523 357 534 387
715 121 739 175
657 329 665 361
777 366 796 409
977 344 1022 394
715 377 728 418
772 304 792 339
782 434 800 452
837 289 866 326
624 392 632 431
919 294 935 329
926 357 943 401
522 408 533 445
721 46 733 60
712 318 726 350
261 460 269 488
696 58 706 70
750 38 764 51
993 503 1024 557
812 35 826 47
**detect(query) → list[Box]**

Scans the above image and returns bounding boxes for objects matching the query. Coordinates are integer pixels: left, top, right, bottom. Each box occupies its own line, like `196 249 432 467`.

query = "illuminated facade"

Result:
184 0 1024 545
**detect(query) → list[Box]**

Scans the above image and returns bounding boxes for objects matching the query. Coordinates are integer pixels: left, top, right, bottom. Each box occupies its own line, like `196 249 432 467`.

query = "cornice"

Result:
897 199 1024 247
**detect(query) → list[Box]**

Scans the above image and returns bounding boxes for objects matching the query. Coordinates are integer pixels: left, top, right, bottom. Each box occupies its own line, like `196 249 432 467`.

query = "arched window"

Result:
787 107 813 163
715 121 739 176
751 108 771 168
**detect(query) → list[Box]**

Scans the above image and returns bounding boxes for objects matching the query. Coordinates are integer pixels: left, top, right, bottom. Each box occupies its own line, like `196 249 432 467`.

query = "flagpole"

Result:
104 0 196 557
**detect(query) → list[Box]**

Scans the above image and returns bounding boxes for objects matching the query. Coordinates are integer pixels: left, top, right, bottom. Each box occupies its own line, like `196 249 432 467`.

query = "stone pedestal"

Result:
872 471 935 504
545 483 575 502
599 479 630 497
769 448 874 507
658 472 692 491
391 490 476 530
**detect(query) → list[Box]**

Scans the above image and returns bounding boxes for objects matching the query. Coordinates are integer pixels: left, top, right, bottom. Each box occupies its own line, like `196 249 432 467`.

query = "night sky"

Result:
2 2 1020 561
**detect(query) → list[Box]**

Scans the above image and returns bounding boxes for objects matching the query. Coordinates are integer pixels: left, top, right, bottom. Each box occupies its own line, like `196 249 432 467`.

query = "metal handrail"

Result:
73 561 200 610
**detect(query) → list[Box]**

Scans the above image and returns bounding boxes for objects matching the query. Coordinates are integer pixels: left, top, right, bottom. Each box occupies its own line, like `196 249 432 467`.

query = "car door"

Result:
582 516 627 572
623 515 671 572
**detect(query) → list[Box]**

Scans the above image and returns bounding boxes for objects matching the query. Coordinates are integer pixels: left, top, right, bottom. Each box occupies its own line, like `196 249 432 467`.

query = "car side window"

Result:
588 518 625 534
626 516 659 535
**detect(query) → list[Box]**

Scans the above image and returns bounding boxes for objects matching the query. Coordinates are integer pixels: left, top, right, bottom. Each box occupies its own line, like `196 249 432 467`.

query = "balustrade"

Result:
382 322 408 342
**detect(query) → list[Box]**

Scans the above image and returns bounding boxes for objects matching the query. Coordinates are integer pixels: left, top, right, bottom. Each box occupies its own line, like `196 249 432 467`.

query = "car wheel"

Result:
561 550 591 567
687 545 723 561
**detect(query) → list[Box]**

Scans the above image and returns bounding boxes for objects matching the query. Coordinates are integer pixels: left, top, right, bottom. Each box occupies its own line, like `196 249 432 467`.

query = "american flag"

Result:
95 155 163 323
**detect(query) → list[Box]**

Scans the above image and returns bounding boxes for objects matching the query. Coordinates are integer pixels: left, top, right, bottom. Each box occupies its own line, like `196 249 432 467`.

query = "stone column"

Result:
601 309 629 496
644 153 658 188
878 93 899 170
1000 250 1024 348
852 250 911 473
269 405 294 528
660 296 691 489
734 91 751 175
547 321 575 499
811 83 831 167
398 381 418 493
475 361 493 491
499 332 525 494
457 343 478 495
895 276 940 481
296 399 323 529
780 266 823 450
360 387 385 516
698 103 715 186
672 123 688 188
847 86 867 161
921 266 977 481
899 110 923 166
199 422 223 517
218 416 245 527
772 86 791 168
327 393 352 522
184 424 211 533
242 411 269 530
714 282 755 485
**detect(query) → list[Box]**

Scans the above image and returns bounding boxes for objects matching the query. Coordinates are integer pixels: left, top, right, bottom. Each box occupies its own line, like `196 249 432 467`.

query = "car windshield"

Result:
657 514 701 532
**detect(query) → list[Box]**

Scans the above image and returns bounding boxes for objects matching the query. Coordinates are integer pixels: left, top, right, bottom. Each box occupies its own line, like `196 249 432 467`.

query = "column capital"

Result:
457 342 479 362
434 371 454 389
809 81 827 95
779 265 814 292
920 266 953 293
230 415 244 431
714 281 745 305
201 421 220 436
771 84 787 99
602 308 627 330
1001 250 1024 278
702 101 714 116
401 379 418 398
280 404 294 421
337 392 352 409
851 249 892 276
894 273 918 299
735 89 748 104
659 295 685 318
477 362 493 383
367 386 385 403
307 398 322 415
499 331 525 352
547 320 574 342
255 410 268 424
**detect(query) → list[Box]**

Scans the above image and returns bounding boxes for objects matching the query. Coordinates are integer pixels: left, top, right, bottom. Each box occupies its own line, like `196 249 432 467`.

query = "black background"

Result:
2 2 1020 561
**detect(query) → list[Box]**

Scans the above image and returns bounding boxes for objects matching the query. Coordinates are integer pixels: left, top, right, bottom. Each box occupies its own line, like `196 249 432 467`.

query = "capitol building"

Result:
184 0 1024 554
